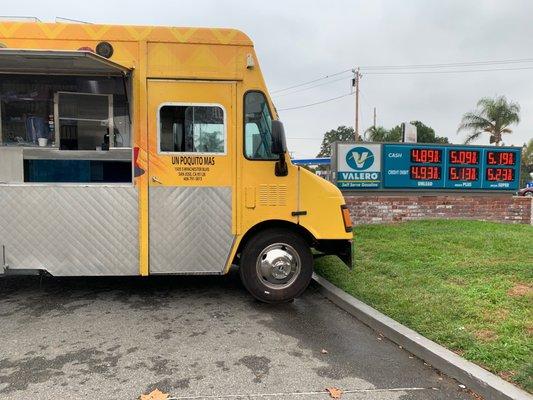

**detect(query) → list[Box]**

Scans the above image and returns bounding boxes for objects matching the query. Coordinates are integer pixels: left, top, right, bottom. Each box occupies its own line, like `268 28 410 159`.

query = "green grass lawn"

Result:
314 220 533 392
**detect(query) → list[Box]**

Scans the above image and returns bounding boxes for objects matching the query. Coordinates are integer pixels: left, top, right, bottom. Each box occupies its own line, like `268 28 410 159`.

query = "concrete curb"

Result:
312 273 532 400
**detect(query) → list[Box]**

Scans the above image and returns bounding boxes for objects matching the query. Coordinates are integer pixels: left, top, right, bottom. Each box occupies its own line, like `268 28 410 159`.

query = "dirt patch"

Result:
526 324 533 337
507 283 532 297
498 370 516 381
448 277 466 286
474 329 498 342
482 308 509 323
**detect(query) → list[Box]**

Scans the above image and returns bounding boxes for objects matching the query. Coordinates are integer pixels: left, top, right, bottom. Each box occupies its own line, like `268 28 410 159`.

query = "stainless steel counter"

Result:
0 147 24 182
0 146 132 183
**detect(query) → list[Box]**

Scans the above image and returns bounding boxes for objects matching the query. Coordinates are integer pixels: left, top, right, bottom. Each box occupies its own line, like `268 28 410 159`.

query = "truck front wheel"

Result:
239 229 313 303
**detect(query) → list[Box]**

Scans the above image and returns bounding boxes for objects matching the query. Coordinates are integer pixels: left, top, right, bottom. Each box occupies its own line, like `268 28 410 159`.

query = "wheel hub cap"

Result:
256 243 301 290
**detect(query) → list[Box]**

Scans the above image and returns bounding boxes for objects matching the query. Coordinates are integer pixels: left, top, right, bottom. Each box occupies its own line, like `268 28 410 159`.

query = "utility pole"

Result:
352 68 362 142
373 107 377 128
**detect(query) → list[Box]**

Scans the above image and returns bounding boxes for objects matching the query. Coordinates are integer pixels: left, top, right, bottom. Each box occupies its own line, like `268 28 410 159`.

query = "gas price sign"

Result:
333 142 521 192
445 149 483 189
383 145 520 190
384 145 445 189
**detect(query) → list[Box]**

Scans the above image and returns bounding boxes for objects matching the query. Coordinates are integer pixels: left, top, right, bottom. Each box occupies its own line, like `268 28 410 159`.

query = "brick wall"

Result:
344 194 532 225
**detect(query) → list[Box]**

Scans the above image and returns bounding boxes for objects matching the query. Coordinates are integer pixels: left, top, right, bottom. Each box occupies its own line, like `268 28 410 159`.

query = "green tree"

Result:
364 126 389 142
317 125 356 157
458 96 520 145
366 125 402 142
387 125 403 142
520 139 533 187
410 121 449 143
385 122 448 143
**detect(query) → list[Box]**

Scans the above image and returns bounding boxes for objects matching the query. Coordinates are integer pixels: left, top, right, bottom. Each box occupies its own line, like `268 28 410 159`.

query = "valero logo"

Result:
346 146 374 170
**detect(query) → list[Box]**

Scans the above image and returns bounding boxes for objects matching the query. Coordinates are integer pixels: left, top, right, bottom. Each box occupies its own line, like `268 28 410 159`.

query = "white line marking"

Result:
167 387 435 399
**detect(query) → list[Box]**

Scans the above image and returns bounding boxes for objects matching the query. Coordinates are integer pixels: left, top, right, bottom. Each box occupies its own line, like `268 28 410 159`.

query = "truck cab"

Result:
0 22 352 302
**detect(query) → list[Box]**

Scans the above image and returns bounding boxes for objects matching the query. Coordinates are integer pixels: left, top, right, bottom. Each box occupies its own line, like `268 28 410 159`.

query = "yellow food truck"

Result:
0 21 352 302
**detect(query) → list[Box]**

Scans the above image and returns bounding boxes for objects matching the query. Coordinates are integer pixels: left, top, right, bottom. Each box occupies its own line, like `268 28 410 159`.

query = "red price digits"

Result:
410 166 441 180
486 168 514 181
449 167 478 181
500 152 514 165
487 151 515 166
449 150 479 165
411 148 441 163
465 168 478 181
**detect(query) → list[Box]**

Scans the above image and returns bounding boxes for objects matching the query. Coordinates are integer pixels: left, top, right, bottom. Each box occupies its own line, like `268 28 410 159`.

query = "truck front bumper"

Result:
315 239 353 269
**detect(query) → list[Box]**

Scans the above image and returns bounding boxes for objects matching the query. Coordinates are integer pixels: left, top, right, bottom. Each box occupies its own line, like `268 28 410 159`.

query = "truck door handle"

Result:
151 176 162 184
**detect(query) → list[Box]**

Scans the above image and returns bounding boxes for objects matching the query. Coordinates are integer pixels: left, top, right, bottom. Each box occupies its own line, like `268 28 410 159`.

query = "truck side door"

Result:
147 80 236 274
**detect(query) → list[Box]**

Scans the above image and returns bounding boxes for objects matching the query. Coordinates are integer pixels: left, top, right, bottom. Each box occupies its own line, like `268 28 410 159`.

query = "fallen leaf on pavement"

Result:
140 389 170 400
326 387 343 399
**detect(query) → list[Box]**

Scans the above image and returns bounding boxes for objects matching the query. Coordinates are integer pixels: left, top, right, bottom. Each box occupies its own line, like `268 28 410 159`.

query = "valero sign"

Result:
335 143 382 188
332 142 521 192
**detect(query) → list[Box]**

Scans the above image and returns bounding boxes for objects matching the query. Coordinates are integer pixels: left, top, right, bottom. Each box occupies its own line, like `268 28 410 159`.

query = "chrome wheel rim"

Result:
256 243 301 290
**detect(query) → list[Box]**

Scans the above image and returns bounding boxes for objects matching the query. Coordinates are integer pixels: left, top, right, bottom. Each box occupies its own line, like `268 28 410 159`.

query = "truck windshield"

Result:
244 92 275 160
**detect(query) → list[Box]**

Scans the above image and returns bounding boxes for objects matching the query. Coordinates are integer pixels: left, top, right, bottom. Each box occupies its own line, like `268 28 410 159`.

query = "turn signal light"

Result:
341 205 353 233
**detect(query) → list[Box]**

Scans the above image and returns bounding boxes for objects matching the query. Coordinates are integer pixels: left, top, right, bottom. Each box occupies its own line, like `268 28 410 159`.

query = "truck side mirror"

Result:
271 120 288 176
271 120 287 155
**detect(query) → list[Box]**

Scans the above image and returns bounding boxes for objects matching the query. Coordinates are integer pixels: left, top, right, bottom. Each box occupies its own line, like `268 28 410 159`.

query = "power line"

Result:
271 69 352 94
277 92 354 111
271 58 533 94
272 76 351 98
273 57 533 114
360 58 533 70
364 66 533 75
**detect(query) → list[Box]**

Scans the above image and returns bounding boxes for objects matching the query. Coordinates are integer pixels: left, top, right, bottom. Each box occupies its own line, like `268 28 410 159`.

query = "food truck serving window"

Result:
0 50 133 184
0 49 132 150
158 104 226 154
0 74 131 150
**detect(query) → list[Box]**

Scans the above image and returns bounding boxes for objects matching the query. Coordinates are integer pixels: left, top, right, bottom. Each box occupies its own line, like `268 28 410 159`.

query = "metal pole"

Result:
354 68 361 141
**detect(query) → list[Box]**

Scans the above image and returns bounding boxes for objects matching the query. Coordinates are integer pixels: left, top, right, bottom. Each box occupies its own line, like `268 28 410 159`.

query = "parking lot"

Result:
0 273 475 399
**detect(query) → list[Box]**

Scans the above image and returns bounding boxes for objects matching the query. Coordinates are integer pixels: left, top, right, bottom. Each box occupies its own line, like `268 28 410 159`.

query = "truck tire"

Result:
239 229 313 303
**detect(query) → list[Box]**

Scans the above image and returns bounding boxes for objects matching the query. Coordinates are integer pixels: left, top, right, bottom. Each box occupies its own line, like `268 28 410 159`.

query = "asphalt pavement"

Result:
0 272 476 399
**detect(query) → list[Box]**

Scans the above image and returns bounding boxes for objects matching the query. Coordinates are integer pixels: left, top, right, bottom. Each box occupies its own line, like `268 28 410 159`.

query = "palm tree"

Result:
365 126 389 142
458 96 520 145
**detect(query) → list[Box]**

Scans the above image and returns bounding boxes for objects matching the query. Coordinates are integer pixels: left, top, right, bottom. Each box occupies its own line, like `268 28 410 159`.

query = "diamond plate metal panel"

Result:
0 185 139 276
149 186 233 274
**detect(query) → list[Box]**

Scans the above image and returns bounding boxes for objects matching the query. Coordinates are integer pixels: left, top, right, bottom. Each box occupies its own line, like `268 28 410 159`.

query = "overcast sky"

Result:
5 0 532 157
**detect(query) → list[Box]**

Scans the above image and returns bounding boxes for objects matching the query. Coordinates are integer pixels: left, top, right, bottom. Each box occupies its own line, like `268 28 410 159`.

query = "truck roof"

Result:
0 22 253 46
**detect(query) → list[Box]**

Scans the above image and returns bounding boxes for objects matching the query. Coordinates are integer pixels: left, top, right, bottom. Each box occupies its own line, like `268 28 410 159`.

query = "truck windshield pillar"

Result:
244 91 275 160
